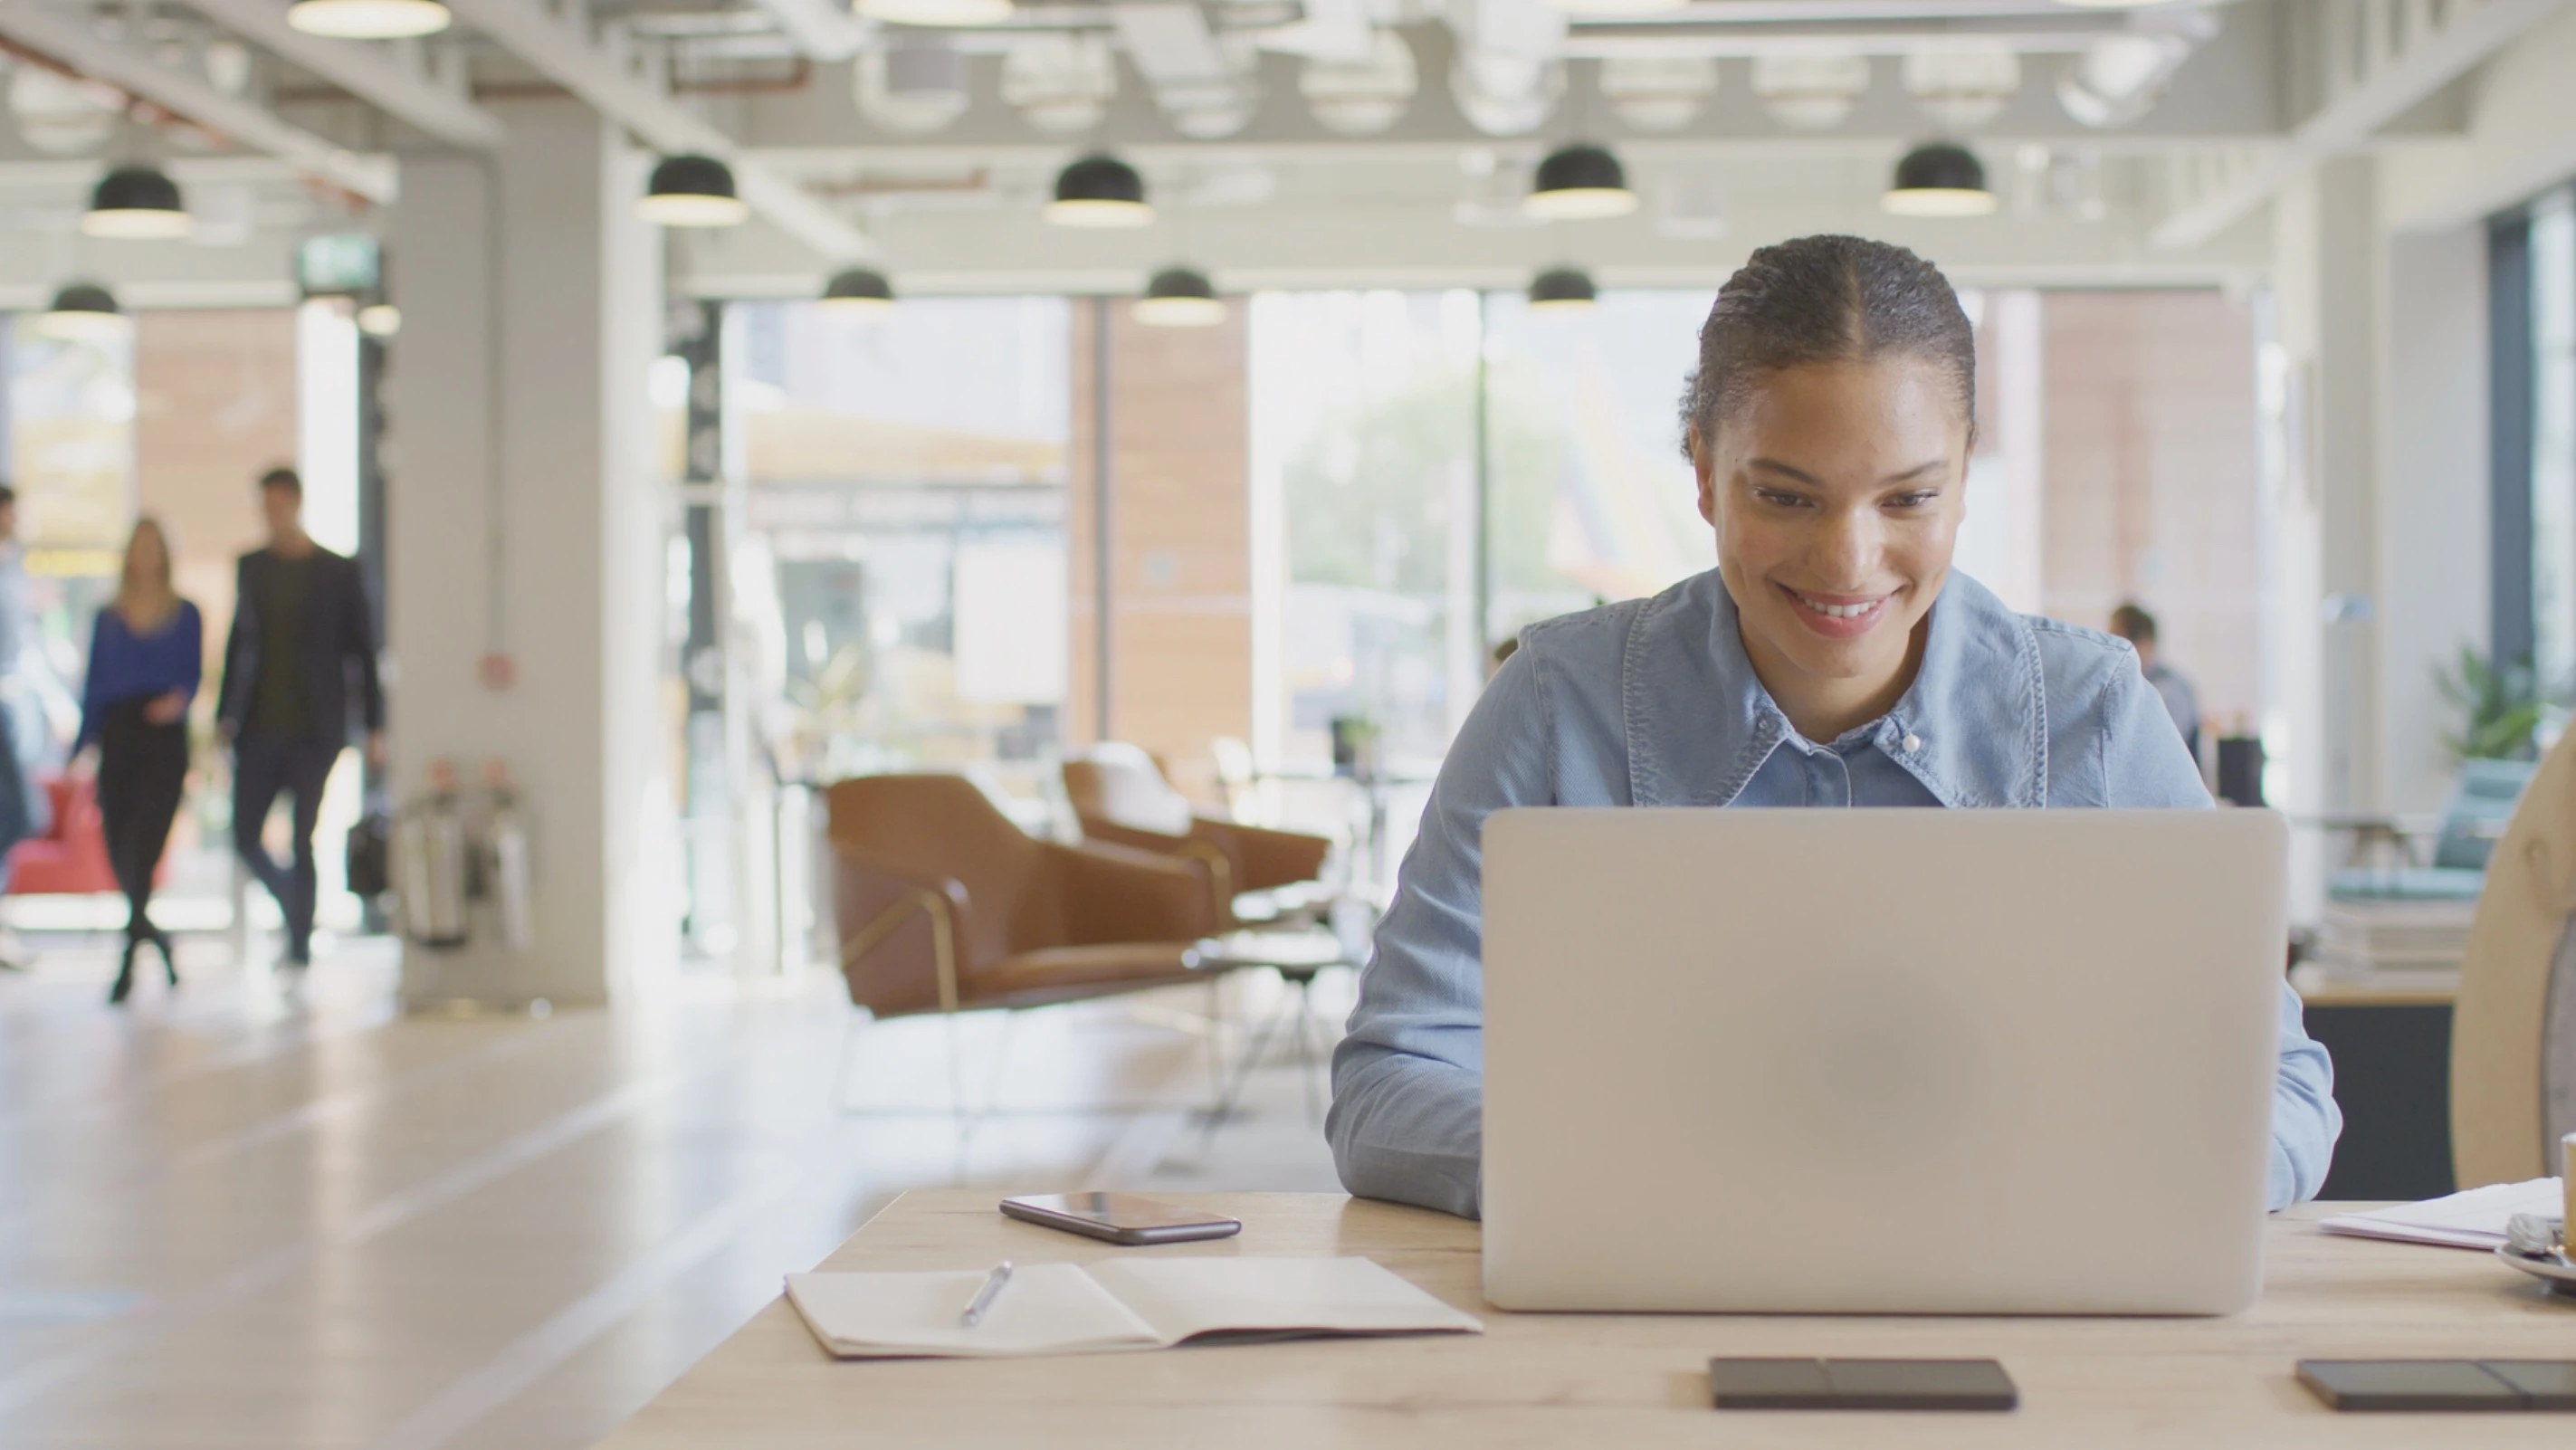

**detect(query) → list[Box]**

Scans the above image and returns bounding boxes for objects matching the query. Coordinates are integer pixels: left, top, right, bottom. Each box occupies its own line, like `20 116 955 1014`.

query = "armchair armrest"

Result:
1045 839 1224 946
833 855 973 1015
1074 815 1236 925
1189 817 1332 892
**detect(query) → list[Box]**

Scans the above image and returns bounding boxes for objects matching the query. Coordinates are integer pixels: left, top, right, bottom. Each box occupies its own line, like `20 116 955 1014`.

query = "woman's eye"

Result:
1756 491 1813 509
1886 491 1939 510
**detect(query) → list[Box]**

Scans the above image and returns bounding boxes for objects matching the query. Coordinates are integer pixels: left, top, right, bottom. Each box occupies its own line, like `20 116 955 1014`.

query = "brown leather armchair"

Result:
1061 744 1334 922
825 774 1221 1019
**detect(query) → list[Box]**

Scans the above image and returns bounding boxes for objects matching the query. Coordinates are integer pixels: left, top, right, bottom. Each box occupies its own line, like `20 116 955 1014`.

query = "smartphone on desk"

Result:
999 1193 1243 1245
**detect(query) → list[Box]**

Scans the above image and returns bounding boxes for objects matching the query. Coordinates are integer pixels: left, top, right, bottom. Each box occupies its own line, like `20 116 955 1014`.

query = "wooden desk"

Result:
598 1192 2576 1448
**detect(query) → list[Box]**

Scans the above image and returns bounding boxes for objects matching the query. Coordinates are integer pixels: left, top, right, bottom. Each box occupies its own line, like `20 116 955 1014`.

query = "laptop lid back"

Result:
1480 808 2285 1314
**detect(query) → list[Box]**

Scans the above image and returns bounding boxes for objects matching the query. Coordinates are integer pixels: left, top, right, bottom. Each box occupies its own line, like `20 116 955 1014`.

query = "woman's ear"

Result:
1689 422 1719 529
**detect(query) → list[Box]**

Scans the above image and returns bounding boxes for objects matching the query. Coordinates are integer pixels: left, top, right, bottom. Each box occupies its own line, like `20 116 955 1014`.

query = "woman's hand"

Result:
143 691 186 726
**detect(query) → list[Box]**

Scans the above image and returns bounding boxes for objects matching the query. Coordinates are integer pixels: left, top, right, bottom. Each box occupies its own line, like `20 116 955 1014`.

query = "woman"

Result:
1326 235 2341 1218
77 518 201 1004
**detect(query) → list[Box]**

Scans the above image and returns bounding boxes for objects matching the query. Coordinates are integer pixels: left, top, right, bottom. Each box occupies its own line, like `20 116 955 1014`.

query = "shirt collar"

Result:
1622 568 2046 809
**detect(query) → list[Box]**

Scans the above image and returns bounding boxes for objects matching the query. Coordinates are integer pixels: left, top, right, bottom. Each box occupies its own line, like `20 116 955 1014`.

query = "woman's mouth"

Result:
1779 585 1892 640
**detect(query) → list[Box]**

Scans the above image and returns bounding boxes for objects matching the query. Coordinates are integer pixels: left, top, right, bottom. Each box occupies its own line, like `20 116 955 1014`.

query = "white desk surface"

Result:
596 1191 2576 1448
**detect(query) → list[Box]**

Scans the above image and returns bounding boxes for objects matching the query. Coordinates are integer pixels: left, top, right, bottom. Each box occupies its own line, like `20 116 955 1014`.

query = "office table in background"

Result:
596 1192 2576 1448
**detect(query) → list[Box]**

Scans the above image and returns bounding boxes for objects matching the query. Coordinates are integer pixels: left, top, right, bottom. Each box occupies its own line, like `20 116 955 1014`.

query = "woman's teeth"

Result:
1798 595 1877 618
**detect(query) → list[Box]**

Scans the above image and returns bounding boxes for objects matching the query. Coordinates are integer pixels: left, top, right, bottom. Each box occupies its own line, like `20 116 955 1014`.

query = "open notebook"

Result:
2318 1178 2564 1249
786 1256 1484 1359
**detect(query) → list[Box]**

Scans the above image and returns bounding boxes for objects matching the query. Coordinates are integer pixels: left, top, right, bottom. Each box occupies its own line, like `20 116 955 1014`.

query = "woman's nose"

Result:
1811 506 1880 586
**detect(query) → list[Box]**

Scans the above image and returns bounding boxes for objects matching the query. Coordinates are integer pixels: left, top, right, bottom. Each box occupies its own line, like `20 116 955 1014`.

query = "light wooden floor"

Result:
0 936 1346 1449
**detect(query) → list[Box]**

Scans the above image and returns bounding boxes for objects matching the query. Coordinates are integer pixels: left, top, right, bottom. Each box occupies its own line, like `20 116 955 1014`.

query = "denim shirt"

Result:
1326 568 2341 1219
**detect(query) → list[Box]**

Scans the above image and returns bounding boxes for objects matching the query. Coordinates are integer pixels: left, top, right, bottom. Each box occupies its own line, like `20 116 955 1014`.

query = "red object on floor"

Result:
6 774 126 896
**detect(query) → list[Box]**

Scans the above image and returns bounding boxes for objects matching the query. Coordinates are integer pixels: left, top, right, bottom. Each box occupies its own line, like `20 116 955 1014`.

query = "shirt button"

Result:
1901 732 1922 753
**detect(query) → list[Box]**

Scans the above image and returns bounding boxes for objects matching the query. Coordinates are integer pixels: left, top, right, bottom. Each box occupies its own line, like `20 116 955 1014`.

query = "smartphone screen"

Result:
999 1193 1243 1243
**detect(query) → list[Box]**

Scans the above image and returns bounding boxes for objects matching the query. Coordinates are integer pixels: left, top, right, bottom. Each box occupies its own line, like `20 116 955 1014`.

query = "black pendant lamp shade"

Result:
1133 266 1226 327
1882 142 1997 217
1045 155 1153 227
822 266 896 312
40 281 130 341
83 166 191 239
1527 267 1598 310
1526 144 1637 221
640 153 749 227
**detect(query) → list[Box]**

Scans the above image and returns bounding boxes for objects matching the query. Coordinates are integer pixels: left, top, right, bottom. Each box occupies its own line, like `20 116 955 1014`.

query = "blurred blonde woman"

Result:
76 518 201 1004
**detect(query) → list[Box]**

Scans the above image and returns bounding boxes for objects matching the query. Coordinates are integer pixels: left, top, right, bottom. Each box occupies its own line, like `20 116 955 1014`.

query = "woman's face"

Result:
126 525 166 588
1693 356 1969 724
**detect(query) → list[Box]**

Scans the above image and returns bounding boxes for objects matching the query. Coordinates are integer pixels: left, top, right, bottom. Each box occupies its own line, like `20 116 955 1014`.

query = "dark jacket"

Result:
216 545 385 746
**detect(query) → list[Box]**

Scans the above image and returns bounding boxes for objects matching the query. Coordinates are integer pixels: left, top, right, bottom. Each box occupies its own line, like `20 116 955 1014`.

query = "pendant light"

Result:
83 166 191 239
38 281 131 342
285 0 452 38
1527 266 1598 311
857 0 1014 24
640 154 749 227
1882 143 1997 217
1134 267 1226 328
1525 144 1637 221
1045 155 1153 228
821 267 896 315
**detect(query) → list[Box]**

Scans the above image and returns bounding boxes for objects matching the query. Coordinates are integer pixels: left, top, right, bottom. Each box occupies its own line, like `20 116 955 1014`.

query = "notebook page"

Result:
2317 1178 2564 1249
1082 1256 1484 1345
785 1264 1160 1359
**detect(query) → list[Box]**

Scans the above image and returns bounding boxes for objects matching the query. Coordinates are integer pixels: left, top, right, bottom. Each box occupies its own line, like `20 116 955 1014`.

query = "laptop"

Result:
1479 807 2288 1316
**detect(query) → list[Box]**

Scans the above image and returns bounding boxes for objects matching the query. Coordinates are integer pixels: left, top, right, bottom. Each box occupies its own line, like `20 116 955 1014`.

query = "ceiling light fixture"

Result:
1525 144 1637 221
83 166 191 239
285 0 452 39
38 281 131 342
1527 266 1598 311
640 154 749 227
821 267 896 315
1045 155 1153 228
1882 142 1998 217
1134 267 1226 328
856 0 1014 25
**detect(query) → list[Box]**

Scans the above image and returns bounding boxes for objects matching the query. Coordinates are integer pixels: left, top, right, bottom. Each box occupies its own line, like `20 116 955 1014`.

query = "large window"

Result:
726 297 1073 782
2531 190 2576 697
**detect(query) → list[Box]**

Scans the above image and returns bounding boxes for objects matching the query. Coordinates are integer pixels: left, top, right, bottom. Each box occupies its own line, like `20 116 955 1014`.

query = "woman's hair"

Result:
1679 234 1975 457
119 516 177 616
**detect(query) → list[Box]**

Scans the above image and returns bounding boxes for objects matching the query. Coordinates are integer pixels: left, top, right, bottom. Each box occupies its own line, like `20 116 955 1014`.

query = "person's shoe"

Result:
108 940 138 1006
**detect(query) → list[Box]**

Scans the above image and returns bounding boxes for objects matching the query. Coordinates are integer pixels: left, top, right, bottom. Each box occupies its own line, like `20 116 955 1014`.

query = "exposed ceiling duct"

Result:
1749 52 1871 130
1598 54 1718 133
855 38 971 135
1299 28 1418 137
6 65 123 157
2056 6 2216 130
1448 0 1568 137
1902 46 2021 130
1000 33 1119 135
1110 3 1263 139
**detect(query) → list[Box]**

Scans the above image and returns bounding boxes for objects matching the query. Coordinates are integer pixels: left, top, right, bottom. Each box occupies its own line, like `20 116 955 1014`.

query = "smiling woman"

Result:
1323 234 2343 1224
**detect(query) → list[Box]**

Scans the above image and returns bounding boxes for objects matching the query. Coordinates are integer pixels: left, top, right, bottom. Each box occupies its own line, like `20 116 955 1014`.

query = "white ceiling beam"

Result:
439 0 874 260
0 3 397 202
170 0 504 150
2151 0 2563 249
740 0 871 62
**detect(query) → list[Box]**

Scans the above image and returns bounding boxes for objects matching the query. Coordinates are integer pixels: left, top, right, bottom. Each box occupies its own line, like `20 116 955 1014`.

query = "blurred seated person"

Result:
2109 602 2201 764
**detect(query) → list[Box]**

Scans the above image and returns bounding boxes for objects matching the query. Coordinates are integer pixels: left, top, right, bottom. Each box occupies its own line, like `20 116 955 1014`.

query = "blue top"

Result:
1326 568 2342 1219
76 600 204 754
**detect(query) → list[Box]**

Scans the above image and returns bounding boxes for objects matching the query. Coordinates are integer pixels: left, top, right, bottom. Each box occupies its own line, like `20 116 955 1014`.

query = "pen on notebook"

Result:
959 1261 1013 1328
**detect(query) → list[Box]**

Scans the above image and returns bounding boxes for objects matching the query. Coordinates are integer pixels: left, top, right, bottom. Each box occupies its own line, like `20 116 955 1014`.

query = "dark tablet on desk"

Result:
1709 1358 2017 1411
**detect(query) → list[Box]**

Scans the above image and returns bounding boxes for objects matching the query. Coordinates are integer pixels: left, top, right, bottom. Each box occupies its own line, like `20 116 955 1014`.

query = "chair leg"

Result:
1293 971 1322 1125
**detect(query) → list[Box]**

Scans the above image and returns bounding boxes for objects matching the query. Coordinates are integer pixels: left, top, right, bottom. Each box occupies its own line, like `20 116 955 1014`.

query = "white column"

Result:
384 101 677 1006
2376 224 2492 815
